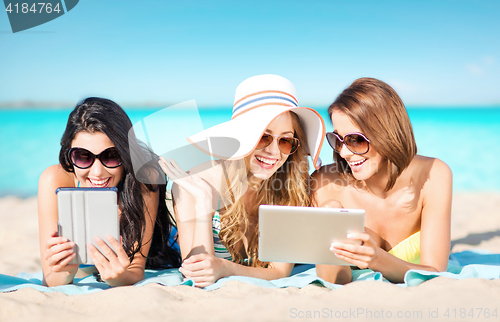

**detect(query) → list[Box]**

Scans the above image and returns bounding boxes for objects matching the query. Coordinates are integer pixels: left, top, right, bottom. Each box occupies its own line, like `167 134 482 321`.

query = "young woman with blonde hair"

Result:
160 74 325 287
313 78 452 283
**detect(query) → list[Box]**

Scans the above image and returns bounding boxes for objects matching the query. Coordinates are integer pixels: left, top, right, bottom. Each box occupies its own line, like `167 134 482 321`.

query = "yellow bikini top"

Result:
388 231 421 264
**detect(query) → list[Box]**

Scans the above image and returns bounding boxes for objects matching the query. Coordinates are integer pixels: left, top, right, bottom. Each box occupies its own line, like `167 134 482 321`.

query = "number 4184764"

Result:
444 308 498 319
5 3 62 14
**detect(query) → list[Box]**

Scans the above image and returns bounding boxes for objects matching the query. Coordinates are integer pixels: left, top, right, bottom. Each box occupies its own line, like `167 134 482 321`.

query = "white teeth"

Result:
89 178 109 187
256 156 277 165
350 159 366 166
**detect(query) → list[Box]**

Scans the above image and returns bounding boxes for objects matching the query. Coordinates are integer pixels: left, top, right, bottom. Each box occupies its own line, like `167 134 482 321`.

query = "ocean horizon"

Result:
1 106 499 197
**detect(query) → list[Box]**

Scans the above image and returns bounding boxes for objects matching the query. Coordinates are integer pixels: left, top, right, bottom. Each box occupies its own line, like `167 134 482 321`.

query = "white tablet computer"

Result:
56 187 120 265
258 205 365 265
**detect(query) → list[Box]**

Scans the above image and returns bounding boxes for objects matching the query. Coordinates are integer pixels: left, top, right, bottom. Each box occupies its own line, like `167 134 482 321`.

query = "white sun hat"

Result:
187 74 325 169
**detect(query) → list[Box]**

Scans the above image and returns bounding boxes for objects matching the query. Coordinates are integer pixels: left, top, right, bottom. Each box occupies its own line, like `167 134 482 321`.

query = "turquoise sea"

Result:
1 107 499 197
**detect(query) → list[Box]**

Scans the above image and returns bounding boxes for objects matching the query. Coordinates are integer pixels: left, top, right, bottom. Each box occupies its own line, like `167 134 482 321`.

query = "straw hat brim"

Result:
187 105 325 169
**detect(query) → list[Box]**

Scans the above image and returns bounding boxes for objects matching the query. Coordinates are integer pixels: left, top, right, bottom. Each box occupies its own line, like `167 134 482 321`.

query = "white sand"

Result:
1 193 499 322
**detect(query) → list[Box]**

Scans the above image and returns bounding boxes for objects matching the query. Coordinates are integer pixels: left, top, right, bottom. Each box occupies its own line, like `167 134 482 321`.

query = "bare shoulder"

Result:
311 164 344 191
39 164 75 190
38 165 75 222
310 164 347 207
410 155 452 195
429 157 452 177
412 155 452 181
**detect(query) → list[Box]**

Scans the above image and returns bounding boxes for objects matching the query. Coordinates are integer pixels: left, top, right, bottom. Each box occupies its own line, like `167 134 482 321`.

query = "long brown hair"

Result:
218 112 310 267
328 78 417 191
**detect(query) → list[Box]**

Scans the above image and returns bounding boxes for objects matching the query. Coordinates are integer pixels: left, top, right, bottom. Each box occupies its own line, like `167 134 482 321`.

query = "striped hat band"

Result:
232 90 298 119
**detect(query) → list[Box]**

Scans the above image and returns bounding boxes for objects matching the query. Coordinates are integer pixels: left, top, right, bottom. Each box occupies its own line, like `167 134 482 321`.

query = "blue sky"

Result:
1 0 499 107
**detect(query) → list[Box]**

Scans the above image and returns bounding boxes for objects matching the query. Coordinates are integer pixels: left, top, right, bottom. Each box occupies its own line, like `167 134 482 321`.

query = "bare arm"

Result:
159 157 219 259
161 158 294 287
175 182 294 287
419 158 453 271
171 182 215 259
310 168 352 285
332 159 453 283
38 165 79 286
180 253 294 288
38 165 159 287
370 158 452 282
224 261 293 280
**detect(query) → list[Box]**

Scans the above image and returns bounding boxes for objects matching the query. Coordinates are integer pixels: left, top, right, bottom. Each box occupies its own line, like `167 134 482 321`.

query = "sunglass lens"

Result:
71 149 94 169
334 136 343 152
256 134 273 150
278 137 298 155
100 148 122 168
345 134 368 154
326 133 342 152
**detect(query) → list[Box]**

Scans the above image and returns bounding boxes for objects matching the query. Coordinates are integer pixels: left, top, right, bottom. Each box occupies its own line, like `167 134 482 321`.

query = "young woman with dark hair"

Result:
38 97 180 287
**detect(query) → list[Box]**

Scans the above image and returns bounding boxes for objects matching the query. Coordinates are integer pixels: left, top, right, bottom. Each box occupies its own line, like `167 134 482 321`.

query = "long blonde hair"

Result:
218 112 310 267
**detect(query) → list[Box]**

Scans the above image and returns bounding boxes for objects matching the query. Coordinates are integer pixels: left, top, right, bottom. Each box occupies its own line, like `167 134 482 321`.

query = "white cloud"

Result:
466 55 496 76
466 63 486 76
483 55 496 66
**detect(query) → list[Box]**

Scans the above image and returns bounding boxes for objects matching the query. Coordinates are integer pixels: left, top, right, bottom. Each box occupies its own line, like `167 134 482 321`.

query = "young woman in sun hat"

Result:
311 78 452 284
159 74 325 287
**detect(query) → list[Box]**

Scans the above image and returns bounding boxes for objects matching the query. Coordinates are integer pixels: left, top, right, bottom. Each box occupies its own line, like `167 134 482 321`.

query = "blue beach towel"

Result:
403 250 500 287
205 250 500 290
0 269 193 295
1 250 499 294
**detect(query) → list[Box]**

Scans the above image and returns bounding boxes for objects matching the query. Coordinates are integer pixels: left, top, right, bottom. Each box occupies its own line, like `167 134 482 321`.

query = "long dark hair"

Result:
59 97 181 268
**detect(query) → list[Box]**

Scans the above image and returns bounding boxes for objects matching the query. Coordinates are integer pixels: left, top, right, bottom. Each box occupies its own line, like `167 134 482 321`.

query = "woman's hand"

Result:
44 231 79 275
330 233 380 269
179 253 228 288
87 235 131 286
158 157 214 221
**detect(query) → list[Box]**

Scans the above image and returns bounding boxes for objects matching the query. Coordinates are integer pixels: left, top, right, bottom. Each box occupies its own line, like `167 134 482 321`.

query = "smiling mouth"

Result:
255 156 278 168
88 177 111 188
349 159 367 167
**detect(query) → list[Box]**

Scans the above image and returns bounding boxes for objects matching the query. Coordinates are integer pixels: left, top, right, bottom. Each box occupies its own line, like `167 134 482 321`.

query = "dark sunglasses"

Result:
256 133 300 155
326 132 370 155
68 147 122 169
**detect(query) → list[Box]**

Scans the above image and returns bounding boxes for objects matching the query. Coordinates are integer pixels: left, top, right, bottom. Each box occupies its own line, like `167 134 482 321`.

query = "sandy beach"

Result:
1 192 499 322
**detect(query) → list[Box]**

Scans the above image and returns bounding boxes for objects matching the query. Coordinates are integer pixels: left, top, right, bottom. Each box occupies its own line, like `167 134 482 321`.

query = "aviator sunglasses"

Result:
256 133 300 155
326 132 370 155
68 147 122 169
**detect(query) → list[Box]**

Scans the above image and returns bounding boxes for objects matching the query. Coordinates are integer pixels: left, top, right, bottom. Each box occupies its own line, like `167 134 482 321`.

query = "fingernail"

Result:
347 233 353 238
330 243 335 251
